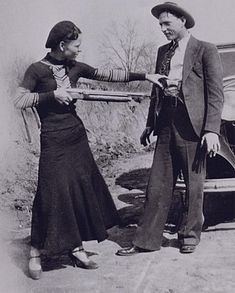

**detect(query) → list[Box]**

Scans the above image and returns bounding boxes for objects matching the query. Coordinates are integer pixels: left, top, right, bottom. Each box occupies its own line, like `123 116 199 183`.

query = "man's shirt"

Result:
168 32 191 82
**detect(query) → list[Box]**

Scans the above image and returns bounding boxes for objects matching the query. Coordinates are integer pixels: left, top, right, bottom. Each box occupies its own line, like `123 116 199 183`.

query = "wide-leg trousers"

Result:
133 102 206 250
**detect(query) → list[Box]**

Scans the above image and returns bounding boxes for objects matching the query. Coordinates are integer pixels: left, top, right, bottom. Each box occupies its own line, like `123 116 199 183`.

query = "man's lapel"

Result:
183 36 201 82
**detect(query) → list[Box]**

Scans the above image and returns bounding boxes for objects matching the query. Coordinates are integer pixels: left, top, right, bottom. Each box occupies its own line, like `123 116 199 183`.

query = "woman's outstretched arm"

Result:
73 62 166 88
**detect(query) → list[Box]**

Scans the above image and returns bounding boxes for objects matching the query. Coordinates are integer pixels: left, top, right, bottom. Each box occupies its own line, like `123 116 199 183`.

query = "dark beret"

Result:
45 21 81 49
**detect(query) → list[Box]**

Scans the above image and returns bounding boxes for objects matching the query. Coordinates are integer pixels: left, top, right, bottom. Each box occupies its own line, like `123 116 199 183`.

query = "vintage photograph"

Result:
0 0 235 292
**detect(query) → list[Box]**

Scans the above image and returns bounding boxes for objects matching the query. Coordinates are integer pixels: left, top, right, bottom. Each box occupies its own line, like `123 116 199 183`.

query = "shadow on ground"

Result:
107 168 183 248
114 167 235 231
115 168 184 233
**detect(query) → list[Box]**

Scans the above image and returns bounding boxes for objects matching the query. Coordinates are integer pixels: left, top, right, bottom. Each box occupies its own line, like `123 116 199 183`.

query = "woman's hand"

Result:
54 87 73 105
201 132 220 157
146 74 168 89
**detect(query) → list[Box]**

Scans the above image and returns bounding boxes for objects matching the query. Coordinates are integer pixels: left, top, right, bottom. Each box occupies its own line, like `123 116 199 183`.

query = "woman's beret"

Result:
45 21 81 49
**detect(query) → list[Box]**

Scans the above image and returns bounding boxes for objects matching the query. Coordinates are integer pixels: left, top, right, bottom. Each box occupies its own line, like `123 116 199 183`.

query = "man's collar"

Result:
177 32 191 50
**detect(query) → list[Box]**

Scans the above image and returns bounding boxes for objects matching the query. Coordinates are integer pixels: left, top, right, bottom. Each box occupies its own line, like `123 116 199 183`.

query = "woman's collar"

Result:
45 53 70 65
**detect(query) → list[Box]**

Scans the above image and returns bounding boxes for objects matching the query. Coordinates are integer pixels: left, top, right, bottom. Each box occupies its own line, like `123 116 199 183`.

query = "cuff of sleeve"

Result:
129 72 146 81
38 91 55 104
203 129 220 136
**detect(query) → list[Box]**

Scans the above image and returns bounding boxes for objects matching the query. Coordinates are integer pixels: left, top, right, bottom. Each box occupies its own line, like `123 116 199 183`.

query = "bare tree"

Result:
99 19 158 91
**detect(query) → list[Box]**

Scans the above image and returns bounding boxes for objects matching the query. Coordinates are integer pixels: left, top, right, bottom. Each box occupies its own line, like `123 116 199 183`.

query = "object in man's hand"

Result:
140 127 153 146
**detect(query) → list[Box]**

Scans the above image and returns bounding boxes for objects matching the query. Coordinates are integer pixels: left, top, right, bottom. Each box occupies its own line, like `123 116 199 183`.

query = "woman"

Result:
15 21 164 280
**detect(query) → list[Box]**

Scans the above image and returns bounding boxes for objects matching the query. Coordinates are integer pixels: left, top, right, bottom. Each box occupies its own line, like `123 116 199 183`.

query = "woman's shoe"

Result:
28 255 42 280
68 249 98 270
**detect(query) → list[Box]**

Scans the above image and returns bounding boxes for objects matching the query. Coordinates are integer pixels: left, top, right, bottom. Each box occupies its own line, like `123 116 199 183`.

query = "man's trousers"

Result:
133 101 206 251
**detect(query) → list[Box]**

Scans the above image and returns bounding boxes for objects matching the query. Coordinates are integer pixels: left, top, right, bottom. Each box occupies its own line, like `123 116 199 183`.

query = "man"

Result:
117 2 224 255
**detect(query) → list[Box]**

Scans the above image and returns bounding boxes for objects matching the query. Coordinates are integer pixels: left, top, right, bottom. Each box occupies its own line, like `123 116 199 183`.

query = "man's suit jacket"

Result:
146 36 224 138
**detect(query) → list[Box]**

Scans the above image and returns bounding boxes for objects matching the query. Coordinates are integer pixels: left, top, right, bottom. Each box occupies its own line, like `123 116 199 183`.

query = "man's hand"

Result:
54 87 73 105
145 74 168 89
140 127 153 146
201 132 220 157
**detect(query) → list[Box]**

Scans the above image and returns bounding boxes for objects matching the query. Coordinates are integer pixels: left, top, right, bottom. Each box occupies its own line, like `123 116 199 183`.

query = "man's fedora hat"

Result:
151 2 195 29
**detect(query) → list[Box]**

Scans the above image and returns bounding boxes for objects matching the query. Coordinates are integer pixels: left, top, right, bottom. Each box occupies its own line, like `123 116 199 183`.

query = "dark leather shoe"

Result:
180 245 196 254
116 246 150 256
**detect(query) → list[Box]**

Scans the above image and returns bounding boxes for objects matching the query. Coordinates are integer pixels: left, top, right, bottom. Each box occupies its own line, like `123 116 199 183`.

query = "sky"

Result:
1 0 235 69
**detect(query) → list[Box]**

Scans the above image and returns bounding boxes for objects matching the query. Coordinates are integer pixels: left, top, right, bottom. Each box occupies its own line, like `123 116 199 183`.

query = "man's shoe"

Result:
116 246 150 256
180 245 196 254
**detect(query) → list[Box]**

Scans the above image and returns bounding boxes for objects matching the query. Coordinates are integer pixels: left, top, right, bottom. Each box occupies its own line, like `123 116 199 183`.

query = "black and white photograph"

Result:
0 0 235 292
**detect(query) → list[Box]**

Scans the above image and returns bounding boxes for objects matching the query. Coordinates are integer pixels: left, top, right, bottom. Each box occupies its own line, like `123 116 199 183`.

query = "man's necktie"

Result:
159 41 179 76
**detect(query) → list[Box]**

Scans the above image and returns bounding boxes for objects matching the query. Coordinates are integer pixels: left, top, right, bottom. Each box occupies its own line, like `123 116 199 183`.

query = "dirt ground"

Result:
0 151 235 293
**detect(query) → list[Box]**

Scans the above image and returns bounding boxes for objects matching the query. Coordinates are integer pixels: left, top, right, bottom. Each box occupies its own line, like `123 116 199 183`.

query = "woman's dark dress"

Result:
20 54 145 254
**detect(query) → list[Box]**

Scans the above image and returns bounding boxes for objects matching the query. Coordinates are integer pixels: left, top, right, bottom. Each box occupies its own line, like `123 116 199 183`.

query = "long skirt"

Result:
31 121 119 254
